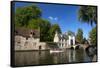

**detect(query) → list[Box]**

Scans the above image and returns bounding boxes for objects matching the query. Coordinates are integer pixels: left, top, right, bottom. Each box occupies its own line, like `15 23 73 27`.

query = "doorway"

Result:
39 46 42 50
71 39 73 45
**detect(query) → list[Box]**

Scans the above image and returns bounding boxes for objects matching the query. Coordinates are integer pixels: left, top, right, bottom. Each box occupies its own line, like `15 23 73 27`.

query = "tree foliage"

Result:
40 19 51 42
15 5 61 42
67 30 75 36
82 37 87 44
15 5 42 27
78 6 97 26
76 28 83 44
49 24 61 41
27 19 40 29
89 27 97 46
40 23 61 42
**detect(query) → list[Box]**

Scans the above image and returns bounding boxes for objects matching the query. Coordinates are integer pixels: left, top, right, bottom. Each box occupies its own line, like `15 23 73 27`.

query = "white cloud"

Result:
48 16 53 20
48 16 58 21
54 17 58 21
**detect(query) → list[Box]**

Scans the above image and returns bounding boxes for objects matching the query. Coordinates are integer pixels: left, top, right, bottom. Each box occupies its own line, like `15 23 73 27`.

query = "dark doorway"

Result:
71 39 73 45
39 46 42 50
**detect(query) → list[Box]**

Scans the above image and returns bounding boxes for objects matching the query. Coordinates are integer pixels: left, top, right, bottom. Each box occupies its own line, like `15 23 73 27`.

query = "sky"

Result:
14 2 96 39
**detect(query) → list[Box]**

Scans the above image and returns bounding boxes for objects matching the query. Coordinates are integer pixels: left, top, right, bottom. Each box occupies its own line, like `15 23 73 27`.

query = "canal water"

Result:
14 48 96 66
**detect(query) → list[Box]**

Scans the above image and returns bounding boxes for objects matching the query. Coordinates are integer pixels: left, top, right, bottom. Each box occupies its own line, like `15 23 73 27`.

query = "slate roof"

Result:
57 32 75 40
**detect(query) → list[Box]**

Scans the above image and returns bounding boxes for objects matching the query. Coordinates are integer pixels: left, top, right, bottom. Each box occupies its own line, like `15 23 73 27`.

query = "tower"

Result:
54 31 59 42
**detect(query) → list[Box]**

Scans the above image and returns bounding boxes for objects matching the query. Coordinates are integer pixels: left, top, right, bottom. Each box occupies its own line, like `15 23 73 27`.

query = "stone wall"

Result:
15 35 49 51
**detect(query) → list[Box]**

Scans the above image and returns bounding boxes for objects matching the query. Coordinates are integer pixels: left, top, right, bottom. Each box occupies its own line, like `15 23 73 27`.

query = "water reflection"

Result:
15 49 96 66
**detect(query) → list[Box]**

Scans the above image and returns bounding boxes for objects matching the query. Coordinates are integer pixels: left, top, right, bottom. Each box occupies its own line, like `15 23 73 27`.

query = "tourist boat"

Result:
50 49 63 53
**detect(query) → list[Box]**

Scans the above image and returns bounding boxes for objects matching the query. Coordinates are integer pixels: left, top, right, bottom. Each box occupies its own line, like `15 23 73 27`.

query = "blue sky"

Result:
14 2 96 39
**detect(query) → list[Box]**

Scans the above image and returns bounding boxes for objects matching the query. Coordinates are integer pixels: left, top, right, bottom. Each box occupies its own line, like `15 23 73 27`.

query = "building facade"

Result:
54 31 75 48
15 28 49 51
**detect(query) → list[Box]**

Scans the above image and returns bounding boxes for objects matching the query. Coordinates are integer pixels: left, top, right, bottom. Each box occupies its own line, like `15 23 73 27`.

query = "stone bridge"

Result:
71 44 89 50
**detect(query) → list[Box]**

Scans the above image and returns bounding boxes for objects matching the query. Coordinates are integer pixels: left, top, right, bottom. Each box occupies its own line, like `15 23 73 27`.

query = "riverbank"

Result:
15 49 50 52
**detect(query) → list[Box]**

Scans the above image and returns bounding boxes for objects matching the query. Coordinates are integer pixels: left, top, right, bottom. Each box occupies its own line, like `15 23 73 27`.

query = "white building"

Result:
54 31 75 48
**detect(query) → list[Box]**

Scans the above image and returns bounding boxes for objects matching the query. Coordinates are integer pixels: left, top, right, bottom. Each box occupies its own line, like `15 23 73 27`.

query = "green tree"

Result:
67 30 75 36
89 27 97 46
40 19 51 42
78 6 97 25
15 5 42 27
82 37 87 44
76 28 83 44
27 19 39 29
49 24 61 41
